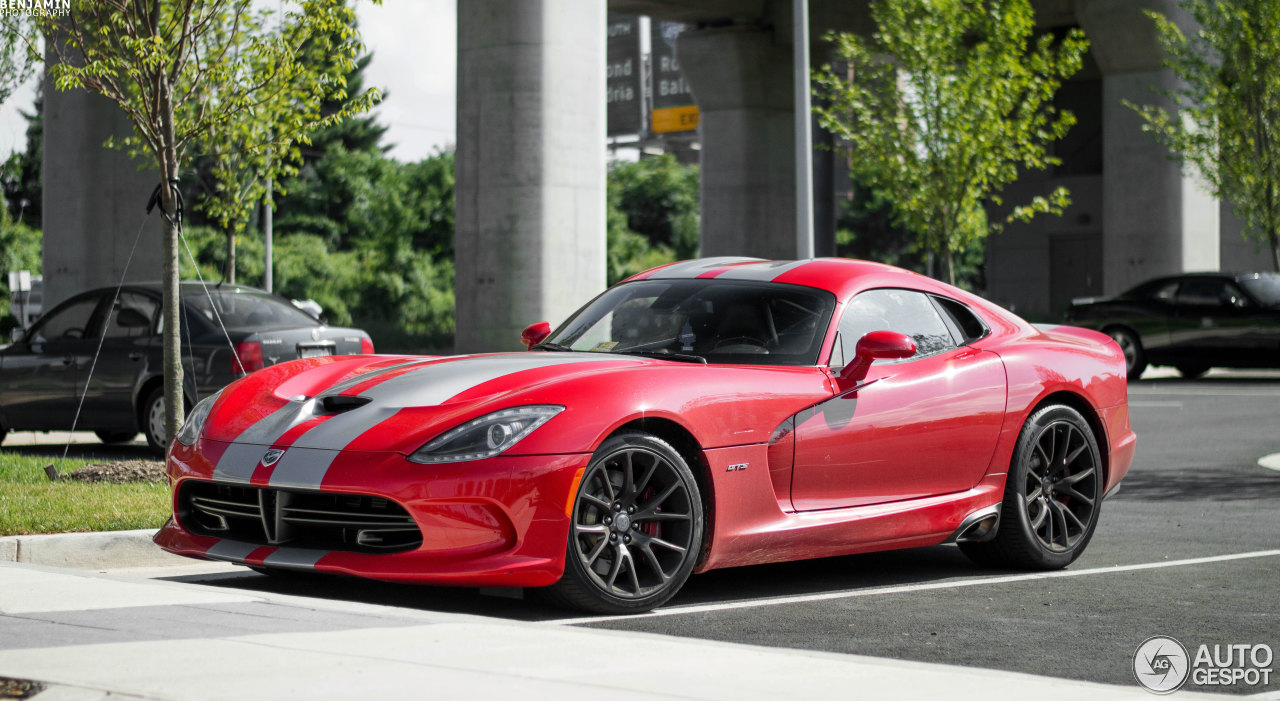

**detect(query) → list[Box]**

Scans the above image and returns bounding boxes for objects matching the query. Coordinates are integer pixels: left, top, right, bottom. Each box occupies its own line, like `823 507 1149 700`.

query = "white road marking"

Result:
1130 388 1280 398
1258 453 1280 472
547 549 1280 626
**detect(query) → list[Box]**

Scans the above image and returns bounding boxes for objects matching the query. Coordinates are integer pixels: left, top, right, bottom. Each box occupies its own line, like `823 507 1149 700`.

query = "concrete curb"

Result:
0 529 189 569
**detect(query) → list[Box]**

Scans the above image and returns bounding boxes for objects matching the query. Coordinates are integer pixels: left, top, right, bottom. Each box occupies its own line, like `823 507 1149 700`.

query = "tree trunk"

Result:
945 246 956 286
1270 228 1280 273
225 227 236 284
158 79 185 445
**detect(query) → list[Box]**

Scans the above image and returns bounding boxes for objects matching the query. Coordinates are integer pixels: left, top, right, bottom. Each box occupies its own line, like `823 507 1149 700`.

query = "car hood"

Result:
201 352 668 452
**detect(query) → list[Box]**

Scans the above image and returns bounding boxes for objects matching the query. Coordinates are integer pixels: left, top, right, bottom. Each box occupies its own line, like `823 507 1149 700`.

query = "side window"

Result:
1151 281 1179 301
1176 279 1230 307
30 296 102 344
103 293 160 339
932 295 988 345
834 289 957 365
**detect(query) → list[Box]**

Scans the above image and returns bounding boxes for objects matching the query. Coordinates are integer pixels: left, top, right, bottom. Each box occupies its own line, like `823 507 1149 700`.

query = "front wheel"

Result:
960 404 1102 570
542 431 704 614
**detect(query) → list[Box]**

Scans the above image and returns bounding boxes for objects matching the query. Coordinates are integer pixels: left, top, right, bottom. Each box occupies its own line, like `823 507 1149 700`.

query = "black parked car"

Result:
1066 272 1280 379
0 282 375 452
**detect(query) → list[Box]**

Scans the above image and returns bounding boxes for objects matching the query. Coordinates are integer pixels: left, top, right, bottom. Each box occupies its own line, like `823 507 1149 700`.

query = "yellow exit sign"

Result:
651 105 699 134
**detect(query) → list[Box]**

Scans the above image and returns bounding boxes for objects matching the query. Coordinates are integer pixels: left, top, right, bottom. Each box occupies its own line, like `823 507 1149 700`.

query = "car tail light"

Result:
233 341 265 374
360 337 375 354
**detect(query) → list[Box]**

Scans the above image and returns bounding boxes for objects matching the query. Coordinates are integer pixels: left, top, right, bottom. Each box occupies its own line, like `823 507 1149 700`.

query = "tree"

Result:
188 4 384 283
0 14 38 107
1128 0 1280 271
2 83 43 228
42 0 377 442
813 0 1087 284
608 154 699 259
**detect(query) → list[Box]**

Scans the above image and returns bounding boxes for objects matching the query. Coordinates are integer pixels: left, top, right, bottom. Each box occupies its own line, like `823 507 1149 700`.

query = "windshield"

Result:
546 279 836 366
183 290 319 329
1239 274 1280 307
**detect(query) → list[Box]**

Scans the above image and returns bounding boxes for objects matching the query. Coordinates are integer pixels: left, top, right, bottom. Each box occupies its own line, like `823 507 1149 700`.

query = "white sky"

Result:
0 0 458 163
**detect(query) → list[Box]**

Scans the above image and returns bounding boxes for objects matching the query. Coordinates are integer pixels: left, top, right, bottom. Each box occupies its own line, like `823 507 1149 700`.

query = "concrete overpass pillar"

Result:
679 18 798 260
455 0 606 353
42 70 163 308
1076 0 1219 294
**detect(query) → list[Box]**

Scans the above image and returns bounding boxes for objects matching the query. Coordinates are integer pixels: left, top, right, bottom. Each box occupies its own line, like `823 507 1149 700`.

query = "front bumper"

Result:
154 437 591 588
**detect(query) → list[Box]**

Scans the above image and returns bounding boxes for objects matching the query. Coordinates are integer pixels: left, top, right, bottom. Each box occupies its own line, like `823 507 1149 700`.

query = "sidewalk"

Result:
0 558 1195 701
2 430 147 447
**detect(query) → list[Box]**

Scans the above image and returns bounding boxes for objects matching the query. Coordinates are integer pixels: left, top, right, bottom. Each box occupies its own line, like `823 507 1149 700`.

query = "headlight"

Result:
408 405 564 464
176 391 222 446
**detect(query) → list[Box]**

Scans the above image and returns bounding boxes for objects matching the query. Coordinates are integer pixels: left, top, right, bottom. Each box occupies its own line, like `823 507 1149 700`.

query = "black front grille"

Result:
179 482 422 553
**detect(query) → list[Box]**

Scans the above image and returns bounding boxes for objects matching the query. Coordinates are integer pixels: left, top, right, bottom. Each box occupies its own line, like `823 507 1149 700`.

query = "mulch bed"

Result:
0 677 46 699
57 460 167 484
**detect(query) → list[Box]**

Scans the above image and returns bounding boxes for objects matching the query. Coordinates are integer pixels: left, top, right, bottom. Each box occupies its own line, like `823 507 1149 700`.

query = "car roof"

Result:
76 282 272 297
624 257 951 301
1127 271 1277 288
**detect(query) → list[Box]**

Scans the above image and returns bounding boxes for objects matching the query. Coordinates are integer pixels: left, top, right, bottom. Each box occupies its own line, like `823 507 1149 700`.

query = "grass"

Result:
0 453 170 536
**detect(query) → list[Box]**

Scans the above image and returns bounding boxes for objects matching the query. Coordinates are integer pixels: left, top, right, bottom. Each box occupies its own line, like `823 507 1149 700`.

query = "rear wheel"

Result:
1176 363 1210 379
141 388 168 455
1105 327 1146 380
95 430 137 445
960 404 1102 569
542 431 704 614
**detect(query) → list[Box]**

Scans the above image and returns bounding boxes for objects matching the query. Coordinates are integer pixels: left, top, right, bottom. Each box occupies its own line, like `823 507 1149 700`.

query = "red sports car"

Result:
156 257 1136 613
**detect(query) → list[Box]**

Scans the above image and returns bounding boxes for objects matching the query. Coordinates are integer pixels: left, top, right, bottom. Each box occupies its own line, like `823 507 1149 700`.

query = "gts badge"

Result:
261 448 286 467
726 462 748 472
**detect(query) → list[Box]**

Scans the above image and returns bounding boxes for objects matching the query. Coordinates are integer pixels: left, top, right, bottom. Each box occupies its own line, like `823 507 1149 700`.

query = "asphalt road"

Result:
155 369 1280 695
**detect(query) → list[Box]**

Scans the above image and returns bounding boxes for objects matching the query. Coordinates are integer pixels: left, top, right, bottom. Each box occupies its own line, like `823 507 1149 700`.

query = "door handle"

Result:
128 351 144 361
61 356 74 366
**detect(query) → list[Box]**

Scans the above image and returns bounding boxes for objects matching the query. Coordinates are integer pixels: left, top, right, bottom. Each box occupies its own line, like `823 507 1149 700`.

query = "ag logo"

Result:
1134 636 1190 694
261 448 285 467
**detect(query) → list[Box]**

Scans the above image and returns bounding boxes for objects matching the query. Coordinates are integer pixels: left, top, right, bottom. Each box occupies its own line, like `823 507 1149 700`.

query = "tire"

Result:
141 388 169 455
541 431 704 614
1176 363 1209 379
1105 327 1146 380
95 430 138 445
960 404 1103 570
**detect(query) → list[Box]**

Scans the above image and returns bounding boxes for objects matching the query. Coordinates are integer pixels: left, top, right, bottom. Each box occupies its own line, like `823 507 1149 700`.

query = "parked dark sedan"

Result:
1065 272 1280 379
0 282 375 452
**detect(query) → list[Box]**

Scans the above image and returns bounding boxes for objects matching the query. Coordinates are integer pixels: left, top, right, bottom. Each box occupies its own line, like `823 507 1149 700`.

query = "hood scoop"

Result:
319 394 373 414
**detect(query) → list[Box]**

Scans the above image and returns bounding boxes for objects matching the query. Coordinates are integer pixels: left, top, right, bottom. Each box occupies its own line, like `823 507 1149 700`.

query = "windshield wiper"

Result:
531 342 574 352
616 349 708 364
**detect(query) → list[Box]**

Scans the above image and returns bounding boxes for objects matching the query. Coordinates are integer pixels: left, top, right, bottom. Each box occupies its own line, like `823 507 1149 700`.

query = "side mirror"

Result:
520 321 552 349
838 330 916 383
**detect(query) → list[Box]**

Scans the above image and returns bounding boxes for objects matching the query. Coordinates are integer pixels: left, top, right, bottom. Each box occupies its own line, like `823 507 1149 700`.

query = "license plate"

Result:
300 346 334 359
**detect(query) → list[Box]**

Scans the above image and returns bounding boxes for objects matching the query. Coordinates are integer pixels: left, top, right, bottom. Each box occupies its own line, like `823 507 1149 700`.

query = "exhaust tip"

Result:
955 514 999 543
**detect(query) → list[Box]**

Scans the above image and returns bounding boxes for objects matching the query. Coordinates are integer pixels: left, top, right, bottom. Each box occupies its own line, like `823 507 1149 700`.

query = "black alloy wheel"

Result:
960 404 1102 569
544 431 703 614
1105 327 1146 380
